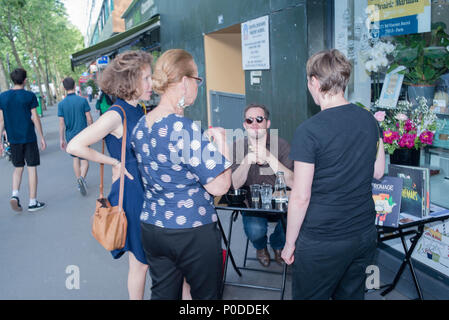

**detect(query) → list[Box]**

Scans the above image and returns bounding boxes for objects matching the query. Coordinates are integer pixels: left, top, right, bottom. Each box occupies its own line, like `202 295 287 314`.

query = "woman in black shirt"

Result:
281 49 385 300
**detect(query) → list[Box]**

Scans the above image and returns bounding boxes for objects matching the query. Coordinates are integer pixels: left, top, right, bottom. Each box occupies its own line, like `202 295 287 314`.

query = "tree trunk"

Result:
37 56 53 106
54 68 63 101
0 9 25 70
19 16 47 110
35 69 46 110
26 48 46 110
26 47 46 110
9 38 24 70
0 56 9 91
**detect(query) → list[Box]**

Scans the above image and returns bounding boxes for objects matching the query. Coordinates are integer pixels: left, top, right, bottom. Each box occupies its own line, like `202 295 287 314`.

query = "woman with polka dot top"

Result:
131 49 232 300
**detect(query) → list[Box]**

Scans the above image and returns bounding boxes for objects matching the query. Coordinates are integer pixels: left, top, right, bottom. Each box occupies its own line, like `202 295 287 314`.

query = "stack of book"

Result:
372 164 431 227
388 164 430 219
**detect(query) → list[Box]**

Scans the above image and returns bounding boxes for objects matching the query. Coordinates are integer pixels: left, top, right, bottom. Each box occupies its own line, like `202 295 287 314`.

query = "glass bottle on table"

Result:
274 171 288 210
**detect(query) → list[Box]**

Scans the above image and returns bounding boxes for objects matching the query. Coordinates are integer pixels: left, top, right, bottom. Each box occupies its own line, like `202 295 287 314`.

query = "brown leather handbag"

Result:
92 105 128 251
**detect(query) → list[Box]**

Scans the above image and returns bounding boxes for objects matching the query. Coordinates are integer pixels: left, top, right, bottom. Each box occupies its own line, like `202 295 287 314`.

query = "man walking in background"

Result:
0 68 46 213
86 85 93 103
58 77 93 196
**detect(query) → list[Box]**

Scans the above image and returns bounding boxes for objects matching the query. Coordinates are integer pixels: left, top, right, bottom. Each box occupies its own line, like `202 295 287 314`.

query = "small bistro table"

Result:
215 201 288 299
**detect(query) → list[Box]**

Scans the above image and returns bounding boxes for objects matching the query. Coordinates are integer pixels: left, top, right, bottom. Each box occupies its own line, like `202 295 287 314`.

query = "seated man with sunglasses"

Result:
231 104 294 267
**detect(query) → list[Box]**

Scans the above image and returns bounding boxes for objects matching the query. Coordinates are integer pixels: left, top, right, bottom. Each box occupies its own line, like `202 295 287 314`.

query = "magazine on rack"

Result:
388 164 430 219
372 176 403 227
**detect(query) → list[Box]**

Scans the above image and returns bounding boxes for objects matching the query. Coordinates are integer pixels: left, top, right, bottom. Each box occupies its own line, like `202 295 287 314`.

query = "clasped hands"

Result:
247 144 271 166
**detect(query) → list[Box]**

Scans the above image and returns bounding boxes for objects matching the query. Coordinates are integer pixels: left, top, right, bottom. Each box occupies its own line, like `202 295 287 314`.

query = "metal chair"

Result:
226 214 288 299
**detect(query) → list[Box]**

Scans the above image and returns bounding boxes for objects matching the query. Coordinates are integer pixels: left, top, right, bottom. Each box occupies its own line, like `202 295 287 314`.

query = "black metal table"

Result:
215 203 288 299
376 211 449 300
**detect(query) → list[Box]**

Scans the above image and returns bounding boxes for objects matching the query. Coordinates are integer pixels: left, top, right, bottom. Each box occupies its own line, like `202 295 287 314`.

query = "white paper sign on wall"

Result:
241 15 270 70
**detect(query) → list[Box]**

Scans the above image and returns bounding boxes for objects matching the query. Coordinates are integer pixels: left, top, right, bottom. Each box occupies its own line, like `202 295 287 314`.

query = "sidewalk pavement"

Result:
0 101 408 300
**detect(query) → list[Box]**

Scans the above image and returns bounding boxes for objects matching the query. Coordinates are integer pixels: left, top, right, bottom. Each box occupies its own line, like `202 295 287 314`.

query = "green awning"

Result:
71 15 160 69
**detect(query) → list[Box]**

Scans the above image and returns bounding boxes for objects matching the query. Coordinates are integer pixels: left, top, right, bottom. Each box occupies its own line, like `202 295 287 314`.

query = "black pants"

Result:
141 222 222 300
292 226 377 300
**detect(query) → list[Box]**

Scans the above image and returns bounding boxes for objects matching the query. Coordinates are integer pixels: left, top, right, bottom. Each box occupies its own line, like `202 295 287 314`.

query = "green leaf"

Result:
391 26 449 85
423 68 436 82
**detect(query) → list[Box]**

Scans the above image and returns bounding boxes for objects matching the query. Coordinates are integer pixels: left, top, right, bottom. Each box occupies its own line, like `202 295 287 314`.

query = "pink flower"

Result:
398 133 416 149
383 130 400 144
419 131 434 145
395 113 408 121
404 120 416 132
374 111 386 122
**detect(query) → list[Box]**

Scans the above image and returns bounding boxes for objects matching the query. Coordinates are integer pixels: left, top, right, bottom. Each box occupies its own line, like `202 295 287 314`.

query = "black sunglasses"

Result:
245 116 267 124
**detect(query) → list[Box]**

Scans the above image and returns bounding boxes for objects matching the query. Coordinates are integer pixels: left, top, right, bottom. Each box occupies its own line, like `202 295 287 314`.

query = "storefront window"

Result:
92 26 99 45
104 1 110 19
333 1 449 279
333 0 372 106
333 0 449 108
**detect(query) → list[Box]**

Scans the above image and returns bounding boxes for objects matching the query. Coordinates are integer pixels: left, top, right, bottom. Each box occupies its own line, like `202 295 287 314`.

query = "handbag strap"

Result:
99 104 127 212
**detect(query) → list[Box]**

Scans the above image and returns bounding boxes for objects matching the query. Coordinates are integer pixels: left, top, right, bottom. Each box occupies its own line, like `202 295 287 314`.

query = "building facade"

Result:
153 0 330 141
122 0 158 30
76 0 449 142
85 0 134 47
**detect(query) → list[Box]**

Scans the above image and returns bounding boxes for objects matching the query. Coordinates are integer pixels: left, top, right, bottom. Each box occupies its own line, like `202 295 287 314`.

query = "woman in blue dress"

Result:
67 51 153 299
131 49 232 299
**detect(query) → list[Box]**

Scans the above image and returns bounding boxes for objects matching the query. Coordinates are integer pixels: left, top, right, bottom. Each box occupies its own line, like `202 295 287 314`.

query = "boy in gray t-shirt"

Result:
58 77 93 196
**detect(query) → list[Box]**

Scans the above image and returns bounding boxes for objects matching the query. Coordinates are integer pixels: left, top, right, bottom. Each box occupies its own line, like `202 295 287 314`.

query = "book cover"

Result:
388 164 430 218
372 176 403 227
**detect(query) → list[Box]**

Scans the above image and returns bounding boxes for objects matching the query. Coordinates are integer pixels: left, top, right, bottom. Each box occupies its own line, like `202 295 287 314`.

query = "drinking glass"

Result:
260 184 273 209
250 184 261 208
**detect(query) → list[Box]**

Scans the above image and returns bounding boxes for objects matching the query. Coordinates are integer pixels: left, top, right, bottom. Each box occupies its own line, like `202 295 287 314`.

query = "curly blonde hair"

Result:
99 50 153 101
151 49 195 95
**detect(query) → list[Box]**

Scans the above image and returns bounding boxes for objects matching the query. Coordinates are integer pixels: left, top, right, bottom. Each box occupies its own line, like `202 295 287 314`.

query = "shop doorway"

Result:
204 24 246 131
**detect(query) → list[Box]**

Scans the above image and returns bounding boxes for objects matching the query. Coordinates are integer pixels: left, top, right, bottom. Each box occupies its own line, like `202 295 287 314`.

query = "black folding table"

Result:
376 211 449 300
215 203 288 299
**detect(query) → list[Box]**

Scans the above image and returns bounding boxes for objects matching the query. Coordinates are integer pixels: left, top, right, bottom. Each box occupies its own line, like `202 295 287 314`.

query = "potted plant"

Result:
373 97 438 166
388 22 449 106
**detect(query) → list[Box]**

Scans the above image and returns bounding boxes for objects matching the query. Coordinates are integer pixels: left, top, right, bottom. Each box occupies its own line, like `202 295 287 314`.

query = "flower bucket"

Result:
390 148 421 167
407 84 435 108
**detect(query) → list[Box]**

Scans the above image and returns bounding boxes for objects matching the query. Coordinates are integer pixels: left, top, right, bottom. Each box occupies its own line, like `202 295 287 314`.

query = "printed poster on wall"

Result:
241 15 270 70
366 0 431 38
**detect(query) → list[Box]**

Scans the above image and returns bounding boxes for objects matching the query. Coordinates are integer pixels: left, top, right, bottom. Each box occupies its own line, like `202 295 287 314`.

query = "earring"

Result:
177 96 186 109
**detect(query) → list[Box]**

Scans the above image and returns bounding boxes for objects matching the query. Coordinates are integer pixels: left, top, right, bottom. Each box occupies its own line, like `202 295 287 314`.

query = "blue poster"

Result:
379 15 419 37
367 0 431 37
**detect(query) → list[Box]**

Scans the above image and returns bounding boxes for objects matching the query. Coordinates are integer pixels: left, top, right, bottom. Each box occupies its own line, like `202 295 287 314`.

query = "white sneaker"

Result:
28 201 46 212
